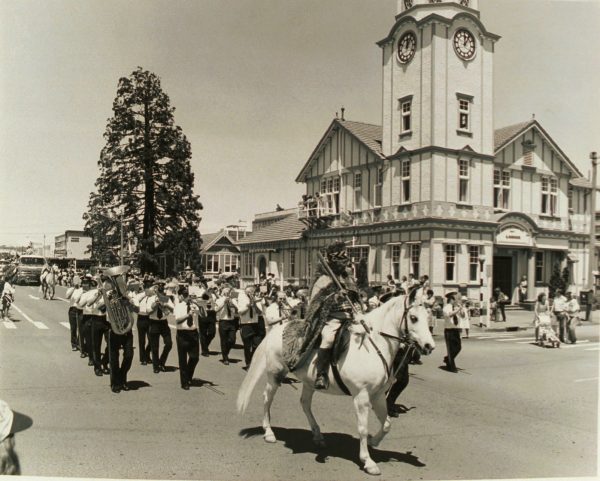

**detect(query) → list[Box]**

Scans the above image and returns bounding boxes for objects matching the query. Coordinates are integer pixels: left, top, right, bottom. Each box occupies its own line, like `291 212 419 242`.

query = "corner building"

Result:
238 0 593 303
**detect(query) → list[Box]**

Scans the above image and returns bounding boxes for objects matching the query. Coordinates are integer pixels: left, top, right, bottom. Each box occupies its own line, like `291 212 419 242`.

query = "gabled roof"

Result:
236 213 305 245
200 230 238 253
295 119 383 182
494 119 583 177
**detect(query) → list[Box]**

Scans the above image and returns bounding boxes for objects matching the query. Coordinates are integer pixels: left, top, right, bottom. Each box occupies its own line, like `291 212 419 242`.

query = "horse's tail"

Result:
237 338 268 415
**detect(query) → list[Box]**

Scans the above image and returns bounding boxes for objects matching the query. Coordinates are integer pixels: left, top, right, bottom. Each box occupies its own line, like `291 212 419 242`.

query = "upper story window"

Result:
468 245 480 282
458 159 469 203
456 93 473 134
401 159 411 203
289 250 296 277
445 244 456 282
568 185 573 211
410 244 420 278
401 100 412 134
390 244 401 280
374 167 384 207
320 176 341 215
494 169 510 210
541 176 558 216
354 172 362 211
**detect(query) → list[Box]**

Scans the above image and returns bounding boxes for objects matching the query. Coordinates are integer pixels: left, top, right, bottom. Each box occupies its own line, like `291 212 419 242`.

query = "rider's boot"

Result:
314 348 332 390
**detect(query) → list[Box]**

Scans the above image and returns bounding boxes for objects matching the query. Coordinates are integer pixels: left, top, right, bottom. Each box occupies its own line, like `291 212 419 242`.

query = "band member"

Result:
87 277 110 376
443 291 462 373
215 286 238 365
174 285 200 389
237 285 265 370
65 277 83 351
197 285 217 357
308 241 362 390
147 280 174 373
134 278 154 365
107 300 136 394
76 276 97 363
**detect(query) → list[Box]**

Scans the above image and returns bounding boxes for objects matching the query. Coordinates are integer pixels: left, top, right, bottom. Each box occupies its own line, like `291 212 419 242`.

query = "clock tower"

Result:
378 0 500 164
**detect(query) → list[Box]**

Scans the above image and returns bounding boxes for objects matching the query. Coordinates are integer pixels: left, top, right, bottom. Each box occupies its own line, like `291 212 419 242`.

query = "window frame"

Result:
541 176 558 216
354 171 362 211
444 244 457 282
401 159 411 204
468 245 480 282
493 168 510 210
458 158 470 203
535 251 544 283
390 244 401 281
456 93 473 133
374 167 384 208
289 250 296 278
410 243 420 278
399 95 413 136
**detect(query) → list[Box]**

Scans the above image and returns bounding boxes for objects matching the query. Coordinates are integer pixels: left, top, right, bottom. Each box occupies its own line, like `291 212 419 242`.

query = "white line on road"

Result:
561 340 596 349
56 296 70 303
28 294 40 300
584 348 600 351
514 338 537 343
495 338 521 342
2 320 17 329
574 377 599 383
60 322 70 329
11 304 49 330
475 334 516 339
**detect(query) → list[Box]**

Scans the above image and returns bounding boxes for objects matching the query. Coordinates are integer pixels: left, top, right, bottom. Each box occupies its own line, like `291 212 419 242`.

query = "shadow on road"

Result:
126 381 151 390
238 426 426 469
12 411 34 434
162 365 178 372
191 378 225 395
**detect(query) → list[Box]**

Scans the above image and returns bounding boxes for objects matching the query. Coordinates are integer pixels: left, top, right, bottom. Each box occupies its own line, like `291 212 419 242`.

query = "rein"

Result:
377 297 416 382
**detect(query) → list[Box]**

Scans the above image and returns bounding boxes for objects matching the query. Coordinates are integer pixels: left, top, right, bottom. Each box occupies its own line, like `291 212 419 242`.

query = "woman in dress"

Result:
458 296 470 338
533 292 550 343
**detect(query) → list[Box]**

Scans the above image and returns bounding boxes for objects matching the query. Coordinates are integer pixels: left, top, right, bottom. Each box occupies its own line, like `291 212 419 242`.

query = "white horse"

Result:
237 293 435 476
40 266 57 300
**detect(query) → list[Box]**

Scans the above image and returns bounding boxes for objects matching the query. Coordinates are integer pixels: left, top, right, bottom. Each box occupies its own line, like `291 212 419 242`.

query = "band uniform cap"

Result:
184 266 192 271
445 291 458 300
461 295 469 301
0 400 14 443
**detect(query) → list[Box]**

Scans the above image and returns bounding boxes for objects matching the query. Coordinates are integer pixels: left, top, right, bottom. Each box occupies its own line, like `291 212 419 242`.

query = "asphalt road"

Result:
0 285 598 481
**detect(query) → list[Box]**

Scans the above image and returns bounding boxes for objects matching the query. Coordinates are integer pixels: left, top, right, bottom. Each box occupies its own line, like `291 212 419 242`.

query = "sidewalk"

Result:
465 308 600 333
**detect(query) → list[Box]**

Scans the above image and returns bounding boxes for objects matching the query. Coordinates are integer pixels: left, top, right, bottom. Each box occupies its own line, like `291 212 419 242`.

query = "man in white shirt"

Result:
565 292 580 344
443 292 463 373
147 280 175 373
174 285 200 389
66 278 83 352
84 277 110 377
134 279 154 365
214 286 238 365
552 289 568 343
76 276 95 361
237 285 265 370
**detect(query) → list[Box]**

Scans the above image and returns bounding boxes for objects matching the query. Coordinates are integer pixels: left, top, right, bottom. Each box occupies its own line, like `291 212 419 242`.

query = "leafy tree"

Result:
548 262 565 298
84 68 203 273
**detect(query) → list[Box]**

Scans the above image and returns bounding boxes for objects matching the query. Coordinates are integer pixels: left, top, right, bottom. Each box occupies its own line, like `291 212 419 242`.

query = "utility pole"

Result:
588 152 598 291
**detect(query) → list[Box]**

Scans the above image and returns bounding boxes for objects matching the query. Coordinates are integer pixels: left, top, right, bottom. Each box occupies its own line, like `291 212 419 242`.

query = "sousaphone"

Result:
100 265 135 334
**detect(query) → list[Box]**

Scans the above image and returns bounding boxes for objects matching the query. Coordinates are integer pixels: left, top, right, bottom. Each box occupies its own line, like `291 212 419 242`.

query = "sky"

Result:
0 0 599 248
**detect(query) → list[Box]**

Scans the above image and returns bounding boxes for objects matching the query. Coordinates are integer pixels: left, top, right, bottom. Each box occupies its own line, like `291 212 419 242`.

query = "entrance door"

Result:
493 256 512 298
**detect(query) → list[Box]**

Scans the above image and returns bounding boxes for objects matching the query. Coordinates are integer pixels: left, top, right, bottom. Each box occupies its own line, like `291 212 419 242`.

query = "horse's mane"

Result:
365 294 404 330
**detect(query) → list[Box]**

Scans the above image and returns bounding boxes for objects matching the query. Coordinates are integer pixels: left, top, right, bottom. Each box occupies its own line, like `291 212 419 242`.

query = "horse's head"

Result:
401 288 435 355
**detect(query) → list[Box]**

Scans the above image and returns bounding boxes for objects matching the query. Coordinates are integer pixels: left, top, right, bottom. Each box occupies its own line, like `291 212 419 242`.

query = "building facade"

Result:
54 230 92 260
200 228 246 278
237 0 594 301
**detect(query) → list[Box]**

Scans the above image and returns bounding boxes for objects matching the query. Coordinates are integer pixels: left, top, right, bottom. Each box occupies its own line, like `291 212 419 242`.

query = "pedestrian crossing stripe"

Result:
585 348 600 351
475 334 517 339
562 340 596 349
60 322 70 329
10 304 48 330
495 337 522 342
2 321 16 329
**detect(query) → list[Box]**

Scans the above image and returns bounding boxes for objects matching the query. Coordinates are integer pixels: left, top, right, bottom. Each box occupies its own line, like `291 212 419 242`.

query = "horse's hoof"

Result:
364 463 381 476
264 433 277 443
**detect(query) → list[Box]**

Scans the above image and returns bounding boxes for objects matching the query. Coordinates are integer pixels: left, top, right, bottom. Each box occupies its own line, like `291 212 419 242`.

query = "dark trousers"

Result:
199 312 216 355
218 319 238 361
108 331 134 388
387 346 410 411
566 316 577 344
136 315 152 363
556 313 567 342
149 320 172 369
444 329 462 371
176 330 200 387
91 316 110 371
240 322 263 366
79 314 92 356
68 307 79 349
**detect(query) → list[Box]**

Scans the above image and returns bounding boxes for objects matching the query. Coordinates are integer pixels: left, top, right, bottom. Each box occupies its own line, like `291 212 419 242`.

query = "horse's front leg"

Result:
300 384 325 448
368 391 392 448
354 390 380 476
263 373 280 443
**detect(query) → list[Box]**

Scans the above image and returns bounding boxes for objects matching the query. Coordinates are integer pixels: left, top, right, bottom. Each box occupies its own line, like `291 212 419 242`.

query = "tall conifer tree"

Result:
84 67 203 273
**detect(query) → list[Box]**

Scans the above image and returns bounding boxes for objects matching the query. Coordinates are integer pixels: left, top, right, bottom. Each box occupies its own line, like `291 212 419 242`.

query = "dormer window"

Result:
494 169 510 210
541 176 558 216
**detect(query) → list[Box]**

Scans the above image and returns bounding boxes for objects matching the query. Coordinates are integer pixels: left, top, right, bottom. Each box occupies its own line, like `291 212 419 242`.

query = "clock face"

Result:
404 0 413 8
453 29 476 60
397 32 417 64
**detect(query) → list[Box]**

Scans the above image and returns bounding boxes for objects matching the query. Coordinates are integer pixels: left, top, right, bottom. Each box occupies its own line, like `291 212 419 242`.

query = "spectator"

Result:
552 289 568 343
565 292 580 344
400 275 408 293
443 292 462 373
459 296 471 338
491 287 508 322
423 289 437 335
533 292 551 342
386 274 396 289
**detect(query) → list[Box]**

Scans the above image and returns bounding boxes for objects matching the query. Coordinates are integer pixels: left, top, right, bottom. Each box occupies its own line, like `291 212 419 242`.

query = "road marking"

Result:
475 334 517 339
56 296 69 303
585 348 600 351
562 340 596 349
60 322 70 329
11 304 49 330
2 320 17 329
574 377 599 383
514 338 537 343
495 337 521 342
28 294 40 300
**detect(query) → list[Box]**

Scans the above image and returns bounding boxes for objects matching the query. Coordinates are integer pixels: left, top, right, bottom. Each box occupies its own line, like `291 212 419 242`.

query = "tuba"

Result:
100 265 135 335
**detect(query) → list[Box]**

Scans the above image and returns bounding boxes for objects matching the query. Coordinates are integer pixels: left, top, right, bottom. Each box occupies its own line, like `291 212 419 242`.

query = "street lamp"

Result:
478 252 488 328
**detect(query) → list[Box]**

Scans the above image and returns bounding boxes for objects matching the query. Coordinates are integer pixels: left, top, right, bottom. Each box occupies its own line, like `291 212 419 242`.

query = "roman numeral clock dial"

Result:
453 29 476 60
397 32 417 64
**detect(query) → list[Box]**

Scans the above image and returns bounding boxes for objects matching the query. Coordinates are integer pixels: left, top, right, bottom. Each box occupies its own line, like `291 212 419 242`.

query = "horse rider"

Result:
40 261 51 285
310 241 362 390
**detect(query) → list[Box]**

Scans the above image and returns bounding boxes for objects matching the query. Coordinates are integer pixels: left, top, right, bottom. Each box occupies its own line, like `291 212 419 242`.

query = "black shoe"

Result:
181 384 190 390
121 383 130 391
153 368 160 373
102 367 110 375
88 360 94 366
201 352 209 357
80 352 86 358
443 356 449 365
111 385 121 393
159 365 166 372
141 361 147 366
314 348 332 390
242 366 249 371
95 369 103 376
